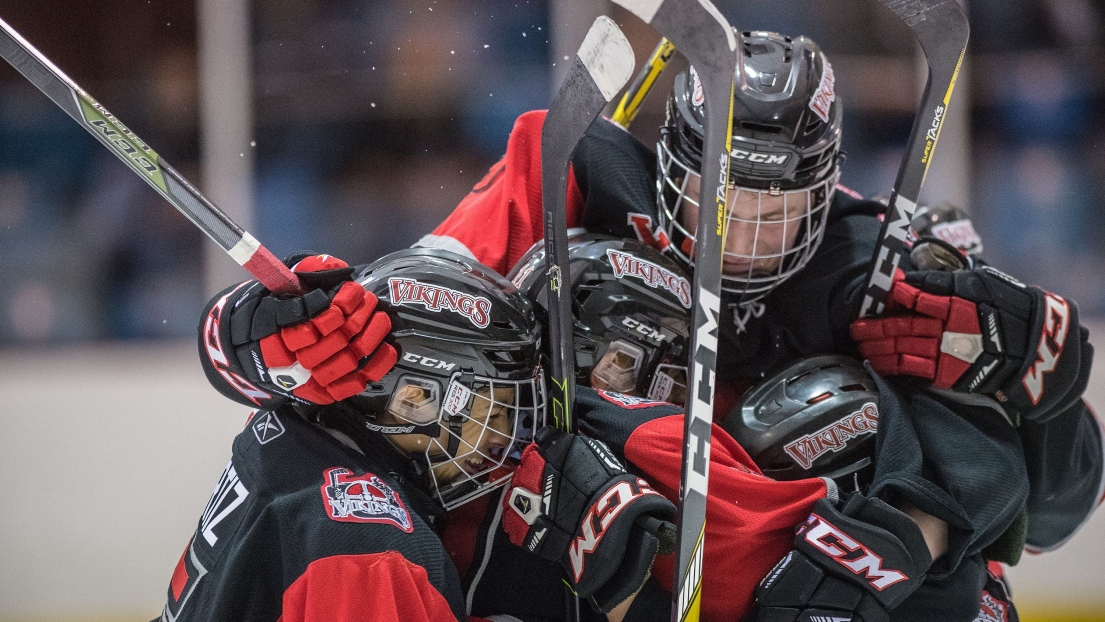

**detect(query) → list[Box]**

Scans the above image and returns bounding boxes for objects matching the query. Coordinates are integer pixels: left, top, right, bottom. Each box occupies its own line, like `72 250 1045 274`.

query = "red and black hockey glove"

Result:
502 426 677 614
752 494 932 622
850 265 1092 422
229 253 397 404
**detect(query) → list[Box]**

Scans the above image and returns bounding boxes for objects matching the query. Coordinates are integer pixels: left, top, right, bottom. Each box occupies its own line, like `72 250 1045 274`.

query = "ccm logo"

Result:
621 317 667 343
1022 293 1070 405
730 148 788 165
402 352 456 371
568 478 661 581
801 513 908 590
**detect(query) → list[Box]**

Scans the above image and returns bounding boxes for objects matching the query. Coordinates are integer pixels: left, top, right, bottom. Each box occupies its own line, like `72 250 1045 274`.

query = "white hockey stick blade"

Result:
578 15 635 102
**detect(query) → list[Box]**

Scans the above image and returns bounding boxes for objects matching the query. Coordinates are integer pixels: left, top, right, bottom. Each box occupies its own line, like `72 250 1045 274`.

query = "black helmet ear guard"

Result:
508 233 691 404
722 355 878 492
342 248 546 510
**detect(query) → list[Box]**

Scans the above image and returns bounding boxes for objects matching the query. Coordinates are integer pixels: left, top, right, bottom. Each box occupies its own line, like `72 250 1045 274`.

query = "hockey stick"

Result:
540 16 633 622
609 1 736 620
0 16 303 295
542 16 634 435
610 37 676 129
858 0 969 317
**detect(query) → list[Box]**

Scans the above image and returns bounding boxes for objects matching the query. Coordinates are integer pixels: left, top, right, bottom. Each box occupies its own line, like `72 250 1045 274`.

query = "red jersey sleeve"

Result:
623 415 829 622
416 109 585 274
280 551 459 622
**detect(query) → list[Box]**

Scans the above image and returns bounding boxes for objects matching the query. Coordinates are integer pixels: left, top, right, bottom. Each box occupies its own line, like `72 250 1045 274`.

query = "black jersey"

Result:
160 406 468 622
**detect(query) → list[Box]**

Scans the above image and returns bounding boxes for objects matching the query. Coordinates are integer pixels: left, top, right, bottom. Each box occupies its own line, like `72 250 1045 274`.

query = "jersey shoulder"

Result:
575 386 683 461
573 118 660 240
164 410 464 621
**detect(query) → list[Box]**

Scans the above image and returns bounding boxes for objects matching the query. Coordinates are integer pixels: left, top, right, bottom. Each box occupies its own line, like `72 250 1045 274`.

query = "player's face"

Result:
679 172 811 276
386 385 515 487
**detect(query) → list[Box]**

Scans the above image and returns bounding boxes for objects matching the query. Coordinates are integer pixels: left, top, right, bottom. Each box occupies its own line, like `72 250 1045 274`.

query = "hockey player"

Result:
468 350 1025 622
411 29 1098 621
452 242 1013 622
162 248 676 622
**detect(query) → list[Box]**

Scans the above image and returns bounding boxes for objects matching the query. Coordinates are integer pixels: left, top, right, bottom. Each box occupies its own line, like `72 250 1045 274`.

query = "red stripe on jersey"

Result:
624 414 828 621
442 493 491 579
169 539 192 602
279 552 458 622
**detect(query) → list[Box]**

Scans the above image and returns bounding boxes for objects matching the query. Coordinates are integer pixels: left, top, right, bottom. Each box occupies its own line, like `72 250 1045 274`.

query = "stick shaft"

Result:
611 1 737 620
859 1 969 317
0 16 303 295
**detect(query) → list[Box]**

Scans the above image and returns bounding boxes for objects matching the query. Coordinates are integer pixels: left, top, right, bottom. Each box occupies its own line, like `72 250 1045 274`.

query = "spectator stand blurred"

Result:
0 0 1101 342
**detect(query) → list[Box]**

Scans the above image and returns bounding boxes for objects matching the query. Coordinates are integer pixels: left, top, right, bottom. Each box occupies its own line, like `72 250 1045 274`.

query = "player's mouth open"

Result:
462 446 503 473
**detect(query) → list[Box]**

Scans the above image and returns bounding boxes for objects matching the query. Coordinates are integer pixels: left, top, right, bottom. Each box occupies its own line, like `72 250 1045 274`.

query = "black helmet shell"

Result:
667 31 843 191
349 247 542 413
508 234 691 400
722 355 879 486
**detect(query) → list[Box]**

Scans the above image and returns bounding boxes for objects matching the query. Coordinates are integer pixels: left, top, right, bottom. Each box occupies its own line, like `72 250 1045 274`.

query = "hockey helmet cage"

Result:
507 234 691 405
658 31 843 306
346 247 545 510
722 355 878 491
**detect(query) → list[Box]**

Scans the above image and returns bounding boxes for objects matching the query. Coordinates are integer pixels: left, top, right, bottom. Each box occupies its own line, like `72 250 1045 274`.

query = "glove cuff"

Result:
587 523 659 613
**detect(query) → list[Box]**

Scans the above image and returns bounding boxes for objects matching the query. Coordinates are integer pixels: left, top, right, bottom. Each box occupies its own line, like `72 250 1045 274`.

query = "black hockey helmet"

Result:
344 248 545 510
908 201 984 256
658 31 843 306
722 355 878 491
507 234 691 404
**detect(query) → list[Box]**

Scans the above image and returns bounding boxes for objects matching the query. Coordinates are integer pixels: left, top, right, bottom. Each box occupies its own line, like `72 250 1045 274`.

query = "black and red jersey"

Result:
456 386 1031 622
416 109 1103 613
457 387 830 622
160 407 469 622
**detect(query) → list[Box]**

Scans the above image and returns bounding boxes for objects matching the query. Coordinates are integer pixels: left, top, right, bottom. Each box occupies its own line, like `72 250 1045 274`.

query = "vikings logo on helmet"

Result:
388 277 493 328
783 402 878 471
607 249 693 309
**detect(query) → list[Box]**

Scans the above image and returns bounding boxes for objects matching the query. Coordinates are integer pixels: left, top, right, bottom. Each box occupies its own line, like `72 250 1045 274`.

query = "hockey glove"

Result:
850 266 1092 422
229 253 397 404
752 495 932 622
502 426 677 613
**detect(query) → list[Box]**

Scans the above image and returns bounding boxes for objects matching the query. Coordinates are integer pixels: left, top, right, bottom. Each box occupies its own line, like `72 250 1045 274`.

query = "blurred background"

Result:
0 0 1101 621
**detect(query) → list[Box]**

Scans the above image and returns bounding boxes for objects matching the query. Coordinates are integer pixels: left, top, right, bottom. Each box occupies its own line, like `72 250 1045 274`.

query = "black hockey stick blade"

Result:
611 37 676 128
0 16 304 295
542 15 634 434
858 0 969 317
609 1 737 620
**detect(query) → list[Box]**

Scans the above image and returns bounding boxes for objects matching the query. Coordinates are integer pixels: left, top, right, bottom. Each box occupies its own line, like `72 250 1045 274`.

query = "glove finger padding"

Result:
230 253 398 405
850 265 1091 422
502 427 676 612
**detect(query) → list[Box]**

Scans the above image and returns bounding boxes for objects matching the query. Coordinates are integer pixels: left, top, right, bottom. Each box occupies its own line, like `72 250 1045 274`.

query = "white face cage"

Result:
394 370 545 511
656 139 838 307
